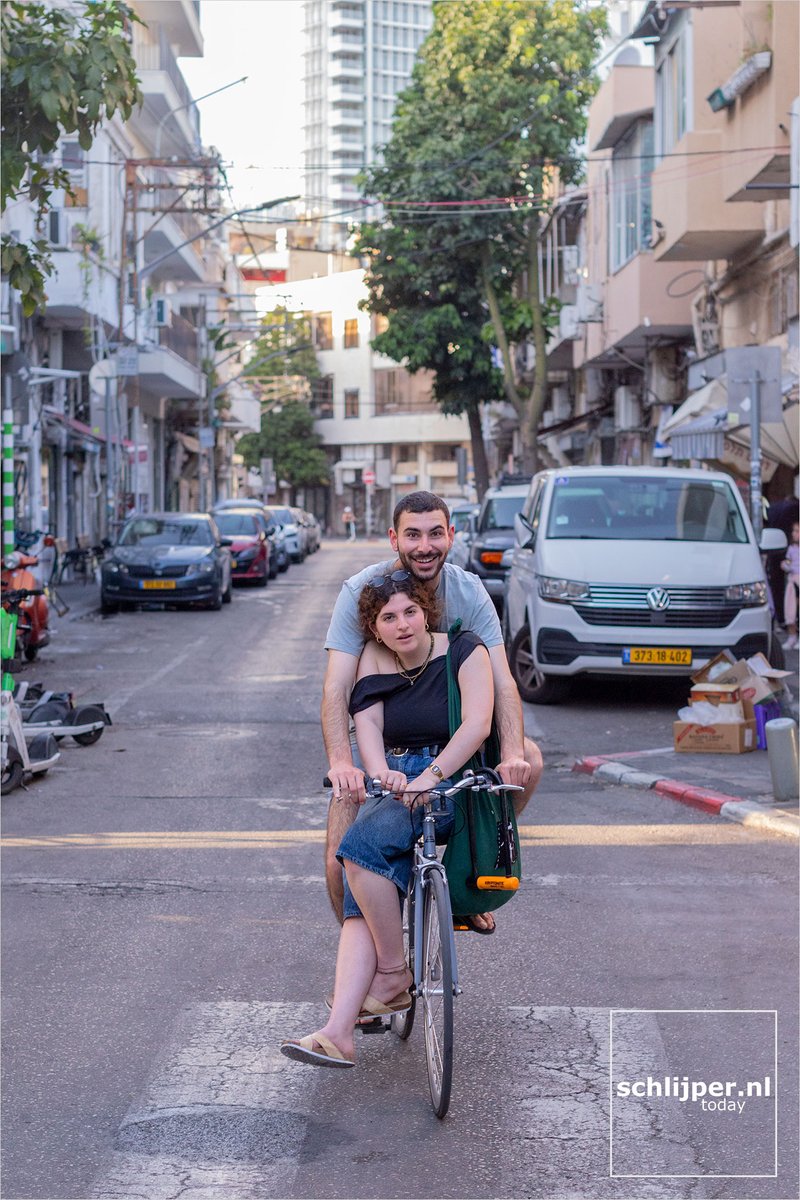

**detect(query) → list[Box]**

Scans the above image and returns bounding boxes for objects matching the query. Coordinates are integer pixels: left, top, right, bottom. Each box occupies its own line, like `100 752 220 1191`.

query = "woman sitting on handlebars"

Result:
281 571 494 1069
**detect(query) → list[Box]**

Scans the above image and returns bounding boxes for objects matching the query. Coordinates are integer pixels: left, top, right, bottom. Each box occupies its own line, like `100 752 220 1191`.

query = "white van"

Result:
504 466 787 703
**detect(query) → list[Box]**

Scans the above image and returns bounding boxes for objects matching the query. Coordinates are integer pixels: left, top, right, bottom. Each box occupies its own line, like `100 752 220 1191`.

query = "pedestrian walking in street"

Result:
782 521 799 650
281 573 494 1069
321 490 542 928
342 506 356 541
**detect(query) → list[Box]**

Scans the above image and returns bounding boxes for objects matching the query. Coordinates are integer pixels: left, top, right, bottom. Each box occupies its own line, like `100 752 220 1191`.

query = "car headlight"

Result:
188 558 216 577
724 580 767 606
537 575 590 602
104 560 128 575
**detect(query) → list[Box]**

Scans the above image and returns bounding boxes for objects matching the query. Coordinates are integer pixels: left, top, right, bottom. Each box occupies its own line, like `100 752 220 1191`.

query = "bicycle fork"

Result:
413 855 461 998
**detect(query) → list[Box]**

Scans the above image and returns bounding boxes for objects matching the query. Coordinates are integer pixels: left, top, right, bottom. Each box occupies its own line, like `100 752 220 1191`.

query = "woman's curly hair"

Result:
357 574 442 638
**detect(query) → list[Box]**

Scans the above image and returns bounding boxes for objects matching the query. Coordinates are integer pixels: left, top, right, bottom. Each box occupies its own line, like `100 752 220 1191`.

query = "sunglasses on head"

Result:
368 569 411 588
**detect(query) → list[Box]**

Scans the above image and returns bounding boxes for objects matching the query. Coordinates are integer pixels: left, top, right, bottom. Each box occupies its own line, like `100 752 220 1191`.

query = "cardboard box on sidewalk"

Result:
691 652 791 720
673 719 757 754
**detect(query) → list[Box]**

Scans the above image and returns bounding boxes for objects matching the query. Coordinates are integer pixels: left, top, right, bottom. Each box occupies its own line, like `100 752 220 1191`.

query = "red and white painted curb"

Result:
573 750 800 840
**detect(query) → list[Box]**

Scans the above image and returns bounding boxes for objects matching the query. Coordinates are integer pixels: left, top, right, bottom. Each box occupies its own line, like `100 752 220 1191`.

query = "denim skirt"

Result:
337 748 455 920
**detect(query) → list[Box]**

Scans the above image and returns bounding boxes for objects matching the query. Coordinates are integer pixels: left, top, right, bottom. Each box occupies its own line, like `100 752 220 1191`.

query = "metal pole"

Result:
750 368 763 541
2 380 14 554
365 482 373 538
105 376 114 535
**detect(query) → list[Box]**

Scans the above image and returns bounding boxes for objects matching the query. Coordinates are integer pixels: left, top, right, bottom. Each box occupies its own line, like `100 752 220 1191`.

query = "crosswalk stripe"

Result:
89 1003 721 1200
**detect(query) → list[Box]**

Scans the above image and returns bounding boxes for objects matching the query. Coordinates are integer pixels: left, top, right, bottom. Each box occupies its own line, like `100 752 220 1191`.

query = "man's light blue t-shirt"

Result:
324 559 503 656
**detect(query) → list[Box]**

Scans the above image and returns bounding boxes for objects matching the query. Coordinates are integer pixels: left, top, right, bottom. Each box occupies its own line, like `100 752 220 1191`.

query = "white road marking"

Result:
103 635 208 715
91 1001 323 1200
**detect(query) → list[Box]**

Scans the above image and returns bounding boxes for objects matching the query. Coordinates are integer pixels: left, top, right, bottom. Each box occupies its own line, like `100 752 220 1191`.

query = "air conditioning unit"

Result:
558 305 580 340
47 209 70 249
561 244 580 285
614 386 642 431
576 282 603 323
153 297 171 327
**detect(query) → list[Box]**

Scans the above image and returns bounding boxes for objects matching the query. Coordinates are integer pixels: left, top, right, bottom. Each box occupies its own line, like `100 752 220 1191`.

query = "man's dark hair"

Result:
392 491 450 531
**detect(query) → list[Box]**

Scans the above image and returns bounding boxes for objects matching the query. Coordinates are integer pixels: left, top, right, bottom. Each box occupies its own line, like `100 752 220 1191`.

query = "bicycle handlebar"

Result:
322 770 523 799
2 587 44 602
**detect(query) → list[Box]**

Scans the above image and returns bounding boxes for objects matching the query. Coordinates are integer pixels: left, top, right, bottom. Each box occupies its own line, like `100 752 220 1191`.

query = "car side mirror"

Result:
514 511 535 550
219 536 234 547
760 528 788 552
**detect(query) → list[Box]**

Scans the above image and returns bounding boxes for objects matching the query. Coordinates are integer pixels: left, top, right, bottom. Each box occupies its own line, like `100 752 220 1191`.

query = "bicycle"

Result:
353 768 522 1119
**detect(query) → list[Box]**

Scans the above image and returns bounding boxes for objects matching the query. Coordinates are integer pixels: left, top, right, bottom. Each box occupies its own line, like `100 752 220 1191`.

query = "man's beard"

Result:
397 547 445 584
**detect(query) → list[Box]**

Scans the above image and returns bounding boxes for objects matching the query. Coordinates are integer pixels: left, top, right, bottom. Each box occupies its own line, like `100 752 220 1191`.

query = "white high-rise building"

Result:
303 0 433 239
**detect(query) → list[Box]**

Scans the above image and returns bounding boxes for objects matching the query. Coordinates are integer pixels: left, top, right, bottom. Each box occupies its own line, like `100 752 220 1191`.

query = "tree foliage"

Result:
243 308 319 391
237 401 330 494
356 0 605 469
1 0 142 314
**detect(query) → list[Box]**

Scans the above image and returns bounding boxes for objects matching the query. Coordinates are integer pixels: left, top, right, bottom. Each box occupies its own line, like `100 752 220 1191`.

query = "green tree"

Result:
238 401 329 498
357 0 605 470
243 307 319 398
1 0 142 314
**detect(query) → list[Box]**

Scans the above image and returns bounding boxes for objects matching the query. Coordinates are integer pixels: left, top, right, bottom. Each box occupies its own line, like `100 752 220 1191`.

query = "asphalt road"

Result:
2 540 798 1200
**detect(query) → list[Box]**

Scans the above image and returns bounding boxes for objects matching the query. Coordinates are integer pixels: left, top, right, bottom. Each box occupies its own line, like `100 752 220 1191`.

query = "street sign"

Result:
726 345 783 423
199 427 215 449
115 347 139 377
363 468 375 486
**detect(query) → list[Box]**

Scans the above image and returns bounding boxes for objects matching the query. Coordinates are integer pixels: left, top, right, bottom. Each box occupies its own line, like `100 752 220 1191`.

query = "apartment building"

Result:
258 265 471 532
536 0 798 497
0 0 258 545
303 0 433 245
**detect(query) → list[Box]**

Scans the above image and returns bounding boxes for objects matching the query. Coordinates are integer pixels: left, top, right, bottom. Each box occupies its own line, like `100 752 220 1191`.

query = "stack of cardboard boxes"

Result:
673 651 791 754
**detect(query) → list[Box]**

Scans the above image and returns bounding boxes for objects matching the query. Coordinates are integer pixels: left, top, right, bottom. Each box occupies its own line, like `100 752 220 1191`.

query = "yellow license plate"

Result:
623 646 692 666
230 559 238 569
141 579 176 590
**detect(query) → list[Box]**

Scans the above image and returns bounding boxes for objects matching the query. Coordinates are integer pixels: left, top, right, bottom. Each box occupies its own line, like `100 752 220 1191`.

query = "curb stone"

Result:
574 756 800 840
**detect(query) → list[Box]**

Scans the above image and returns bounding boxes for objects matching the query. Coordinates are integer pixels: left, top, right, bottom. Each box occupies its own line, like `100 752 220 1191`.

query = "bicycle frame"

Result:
409 803 460 998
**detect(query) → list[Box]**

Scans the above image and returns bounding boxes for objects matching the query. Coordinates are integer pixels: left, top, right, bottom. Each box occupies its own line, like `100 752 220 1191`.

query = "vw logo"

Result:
646 586 670 611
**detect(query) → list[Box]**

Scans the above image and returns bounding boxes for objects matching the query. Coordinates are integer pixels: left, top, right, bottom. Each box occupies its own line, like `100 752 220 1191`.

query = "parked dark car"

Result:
467 483 529 613
100 513 232 612
213 509 271 586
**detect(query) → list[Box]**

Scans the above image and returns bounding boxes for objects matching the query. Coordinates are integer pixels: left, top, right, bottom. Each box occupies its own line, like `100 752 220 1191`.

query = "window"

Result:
655 21 691 155
314 312 333 350
344 388 360 418
344 318 360 349
609 120 654 273
311 375 334 419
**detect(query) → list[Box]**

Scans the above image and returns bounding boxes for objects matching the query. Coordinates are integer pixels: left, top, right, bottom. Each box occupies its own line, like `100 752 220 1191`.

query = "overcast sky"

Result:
179 0 306 210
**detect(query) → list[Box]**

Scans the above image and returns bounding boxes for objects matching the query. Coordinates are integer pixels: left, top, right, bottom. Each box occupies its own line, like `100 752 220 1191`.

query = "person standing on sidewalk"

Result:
782 521 799 650
341 506 356 541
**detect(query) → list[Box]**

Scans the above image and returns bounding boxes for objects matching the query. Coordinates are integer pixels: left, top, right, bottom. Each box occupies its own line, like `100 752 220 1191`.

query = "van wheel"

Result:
769 627 786 671
510 627 571 704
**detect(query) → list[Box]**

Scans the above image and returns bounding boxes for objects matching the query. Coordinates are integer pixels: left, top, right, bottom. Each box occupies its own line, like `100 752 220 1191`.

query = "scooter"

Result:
13 680 111 746
1 611 59 793
1 555 51 661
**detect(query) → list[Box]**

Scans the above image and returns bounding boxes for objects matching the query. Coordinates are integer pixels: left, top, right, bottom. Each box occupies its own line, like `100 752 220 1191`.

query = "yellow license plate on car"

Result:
141 579 176 590
230 559 238 569
623 646 692 666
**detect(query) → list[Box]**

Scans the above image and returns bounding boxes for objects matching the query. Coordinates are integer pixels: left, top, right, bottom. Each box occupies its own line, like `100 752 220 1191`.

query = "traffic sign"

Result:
363 468 375 486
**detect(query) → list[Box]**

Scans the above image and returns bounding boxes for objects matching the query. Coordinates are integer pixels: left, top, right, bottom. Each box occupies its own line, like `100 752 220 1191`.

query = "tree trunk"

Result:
523 221 547 474
467 403 490 499
481 244 522 416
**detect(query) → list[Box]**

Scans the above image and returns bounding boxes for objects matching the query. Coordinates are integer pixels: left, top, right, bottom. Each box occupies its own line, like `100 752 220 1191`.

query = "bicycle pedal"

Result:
357 1016 390 1035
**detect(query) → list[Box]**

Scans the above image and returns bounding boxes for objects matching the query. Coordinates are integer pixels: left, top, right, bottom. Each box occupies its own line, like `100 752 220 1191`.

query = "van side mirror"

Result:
514 511 535 550
759 528 788 552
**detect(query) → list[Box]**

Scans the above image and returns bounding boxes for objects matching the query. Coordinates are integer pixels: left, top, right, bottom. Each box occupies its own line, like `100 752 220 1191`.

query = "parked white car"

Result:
504 466 787 703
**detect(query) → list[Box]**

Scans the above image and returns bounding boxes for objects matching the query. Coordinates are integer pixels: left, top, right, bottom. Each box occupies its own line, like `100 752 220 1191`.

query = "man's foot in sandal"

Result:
280 1031 355 1068
454 913 496 935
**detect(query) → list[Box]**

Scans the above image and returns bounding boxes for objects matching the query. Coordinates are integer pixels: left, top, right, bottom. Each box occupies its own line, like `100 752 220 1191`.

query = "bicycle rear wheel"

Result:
421 868 454 1118
392 887 416 1040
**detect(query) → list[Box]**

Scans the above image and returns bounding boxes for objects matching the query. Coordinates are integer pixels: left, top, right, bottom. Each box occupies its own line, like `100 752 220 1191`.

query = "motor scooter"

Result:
1 552 51 661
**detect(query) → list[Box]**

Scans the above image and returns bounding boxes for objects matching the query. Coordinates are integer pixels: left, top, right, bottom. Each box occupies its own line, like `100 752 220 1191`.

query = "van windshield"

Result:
479 494 526 531
546 476 749 543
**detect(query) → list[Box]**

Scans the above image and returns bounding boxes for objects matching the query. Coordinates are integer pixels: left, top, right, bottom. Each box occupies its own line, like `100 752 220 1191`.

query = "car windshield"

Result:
268 507 294 525
119 519 214 547
451 509 474 533
214 512 259 536
546 476 749 543
479 495 525 531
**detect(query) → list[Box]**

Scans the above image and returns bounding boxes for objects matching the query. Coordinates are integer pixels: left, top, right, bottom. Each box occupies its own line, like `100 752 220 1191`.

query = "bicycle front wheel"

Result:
392 887 416 1040
421 868 454 1118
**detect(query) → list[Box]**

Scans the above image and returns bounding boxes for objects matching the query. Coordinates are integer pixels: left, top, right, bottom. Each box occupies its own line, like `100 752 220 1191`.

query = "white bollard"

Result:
765 718 799 803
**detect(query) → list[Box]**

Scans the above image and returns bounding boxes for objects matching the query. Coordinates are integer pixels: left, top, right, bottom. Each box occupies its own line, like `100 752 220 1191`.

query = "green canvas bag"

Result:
441 621 522 916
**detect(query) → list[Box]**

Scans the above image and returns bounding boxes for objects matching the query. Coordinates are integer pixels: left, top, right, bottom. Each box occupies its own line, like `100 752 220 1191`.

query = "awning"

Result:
660 378 727 438
668 408 732 460
662 374 799 469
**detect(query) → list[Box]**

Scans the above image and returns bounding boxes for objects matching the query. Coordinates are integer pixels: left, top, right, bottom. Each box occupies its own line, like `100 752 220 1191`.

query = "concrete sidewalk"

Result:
48 578 101 623
574 742 800 840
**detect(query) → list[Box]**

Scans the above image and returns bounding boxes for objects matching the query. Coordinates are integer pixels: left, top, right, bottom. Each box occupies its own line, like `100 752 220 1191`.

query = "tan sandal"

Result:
280 1033 355 1069
323 990 413 1018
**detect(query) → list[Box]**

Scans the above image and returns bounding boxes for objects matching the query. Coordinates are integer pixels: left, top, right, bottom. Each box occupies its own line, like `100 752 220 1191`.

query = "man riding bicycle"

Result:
321 490 543 928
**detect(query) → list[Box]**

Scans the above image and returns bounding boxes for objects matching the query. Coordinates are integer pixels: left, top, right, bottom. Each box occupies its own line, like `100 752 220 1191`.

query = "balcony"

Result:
589 65 654 152
330 79 365 104
330 56 364 82
650 130 764 260
132 0 202 57
330 131 364 156
330 32 364 56
158 310 199 366
602 251 694 358
328 2 364 35
130 25 200 154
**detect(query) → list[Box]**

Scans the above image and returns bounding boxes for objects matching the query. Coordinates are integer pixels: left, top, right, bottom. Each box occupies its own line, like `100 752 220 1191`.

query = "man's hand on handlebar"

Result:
496 754 532 790
328 764 367 805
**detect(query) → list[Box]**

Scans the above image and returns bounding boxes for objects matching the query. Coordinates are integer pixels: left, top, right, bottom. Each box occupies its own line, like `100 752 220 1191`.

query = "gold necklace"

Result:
393 632 435 685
